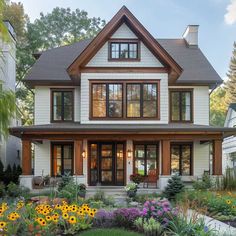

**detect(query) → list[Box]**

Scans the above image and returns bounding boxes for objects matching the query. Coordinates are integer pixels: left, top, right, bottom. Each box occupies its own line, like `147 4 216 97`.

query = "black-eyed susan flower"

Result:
46 216 52 221
226 199 232 205
0 222 6 229
68 216 76 224
62 213 69 219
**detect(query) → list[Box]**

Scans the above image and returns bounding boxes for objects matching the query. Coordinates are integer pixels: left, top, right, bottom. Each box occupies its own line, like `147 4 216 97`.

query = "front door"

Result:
89 142 125 186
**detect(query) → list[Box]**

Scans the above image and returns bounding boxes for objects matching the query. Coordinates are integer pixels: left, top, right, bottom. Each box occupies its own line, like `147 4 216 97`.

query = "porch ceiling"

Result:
9 122 236 139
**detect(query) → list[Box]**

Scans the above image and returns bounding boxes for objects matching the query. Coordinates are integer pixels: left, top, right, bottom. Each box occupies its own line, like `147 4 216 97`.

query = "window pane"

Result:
135 160 145 175
53 105 62 120
92 84 106 117
111 43 119 59
90 144 98 184
135 145 145 158
181 92 191 121
181 145 191 176
127 84 141 117
143 101 157 117
108 84 122 118
147 160 157 174
146 145 157 159
171 145 180 175
64 105 73 120
63 145 72 159
53 92 62 106
53 146 62 176
171 92 180 121
129 43 138 58
117 144 124 170
143 84 157 100
120 43 129 58
64 92 73 106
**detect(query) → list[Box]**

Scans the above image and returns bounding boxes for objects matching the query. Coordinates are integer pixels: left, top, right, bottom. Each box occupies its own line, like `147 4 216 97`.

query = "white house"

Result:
0 21 21 167
10 6 236 190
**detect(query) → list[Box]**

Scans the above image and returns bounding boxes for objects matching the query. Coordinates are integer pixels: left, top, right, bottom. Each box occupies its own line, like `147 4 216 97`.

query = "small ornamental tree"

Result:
163 175 184 201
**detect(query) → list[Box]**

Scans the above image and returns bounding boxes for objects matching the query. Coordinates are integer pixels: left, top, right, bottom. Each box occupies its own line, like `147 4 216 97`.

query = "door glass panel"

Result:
101 159 112 169
101 171 112 182
101 145 112 157
117 170 124 182
181 145 191 176
171 145 180 175
90 144 98 184
135 160 145 175
147 159 157 174
135 145 145 158
116 144 124 169
147 145 157 159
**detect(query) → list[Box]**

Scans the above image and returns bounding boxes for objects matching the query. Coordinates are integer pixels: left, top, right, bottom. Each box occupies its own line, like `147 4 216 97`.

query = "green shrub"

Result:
163 175 184 201
215 168 236 190
57 174 74 191
92 190 115 207
58 181 78 202
4 164 12 185
7 182 30 198
193 173 212 190
0 182 6 197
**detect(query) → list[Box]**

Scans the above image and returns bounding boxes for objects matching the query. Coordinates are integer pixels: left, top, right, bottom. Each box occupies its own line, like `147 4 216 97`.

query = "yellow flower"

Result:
55 204 61 209
46 216 52 221
53 213 59 219
232 205 236 209
226 200 232 205
68 216 76 224
39 219 47 226
62 213 69 219
89 211 95 218
52 217 58 223
0 222 6 229
8 214 17 221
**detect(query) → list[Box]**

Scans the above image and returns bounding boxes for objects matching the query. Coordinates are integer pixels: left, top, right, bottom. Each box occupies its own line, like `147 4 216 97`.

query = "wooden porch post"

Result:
22 140 32 175
212 139 222 175
162 140 171 175
74 140 83 175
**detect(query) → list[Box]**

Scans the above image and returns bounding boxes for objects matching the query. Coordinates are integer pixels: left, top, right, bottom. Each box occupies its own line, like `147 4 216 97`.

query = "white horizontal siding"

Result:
34 86 80 124
194 141 210 176
34 141 50 176
169 86 209 125
80 73 168 124
86 23 163 68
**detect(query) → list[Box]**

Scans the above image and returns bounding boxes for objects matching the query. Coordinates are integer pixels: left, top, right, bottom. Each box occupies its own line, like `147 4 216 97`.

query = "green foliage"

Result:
92 190 116 207
193 173 212 190
215 167 236 190
6 182 30 198
79 228 142 236
163 175 184 200
57 174 74 191
134 217 163 236
0 160 4 180
57 181 79 202
0 182 6 197
210 87 227 127
2 164 21 185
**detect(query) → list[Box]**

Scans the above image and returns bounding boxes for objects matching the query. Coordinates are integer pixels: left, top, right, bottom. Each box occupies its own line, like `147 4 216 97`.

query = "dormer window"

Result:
109 40 140 60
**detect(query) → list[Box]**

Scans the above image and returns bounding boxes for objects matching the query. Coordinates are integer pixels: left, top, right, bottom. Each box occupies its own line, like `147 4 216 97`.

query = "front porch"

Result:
10 123 228 190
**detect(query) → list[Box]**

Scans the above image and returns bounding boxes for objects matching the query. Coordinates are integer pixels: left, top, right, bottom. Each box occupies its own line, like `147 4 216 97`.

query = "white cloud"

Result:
224 0 236 25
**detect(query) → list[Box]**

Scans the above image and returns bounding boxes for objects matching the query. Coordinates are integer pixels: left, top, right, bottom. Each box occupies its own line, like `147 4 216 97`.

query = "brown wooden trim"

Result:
212 139 222 175
108 39 141 61
22 140 32 175
89 80 160 120
169 88 194 123
74 140 83 175
81 67 168 73
162 140 171 175
67 6 182 80
170 142 193 176
50 88 75 123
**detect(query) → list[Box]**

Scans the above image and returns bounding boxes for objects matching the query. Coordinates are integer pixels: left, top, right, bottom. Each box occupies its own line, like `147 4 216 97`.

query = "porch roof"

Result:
10 122 236 138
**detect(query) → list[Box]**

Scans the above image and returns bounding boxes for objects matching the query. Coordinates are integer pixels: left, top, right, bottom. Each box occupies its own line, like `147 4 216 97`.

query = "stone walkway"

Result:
188 210 236 236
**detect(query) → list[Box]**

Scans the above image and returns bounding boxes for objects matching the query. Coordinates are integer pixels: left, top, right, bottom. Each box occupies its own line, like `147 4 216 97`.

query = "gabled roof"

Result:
67 6 182 81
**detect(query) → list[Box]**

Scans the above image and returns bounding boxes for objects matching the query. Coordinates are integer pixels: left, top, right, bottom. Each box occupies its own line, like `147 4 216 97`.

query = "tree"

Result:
225 42 236 106
210 86 228 126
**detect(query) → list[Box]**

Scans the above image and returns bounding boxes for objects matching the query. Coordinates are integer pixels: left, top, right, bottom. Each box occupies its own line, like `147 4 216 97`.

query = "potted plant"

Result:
130 173 143 185
78 183 86 198
124 182 138 198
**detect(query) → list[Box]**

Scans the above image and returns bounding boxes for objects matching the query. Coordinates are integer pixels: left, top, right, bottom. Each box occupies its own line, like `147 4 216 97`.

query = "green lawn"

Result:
79 228 142 236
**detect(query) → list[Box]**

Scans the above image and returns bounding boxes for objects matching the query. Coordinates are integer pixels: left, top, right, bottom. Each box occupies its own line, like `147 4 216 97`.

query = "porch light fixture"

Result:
127 149 132 158
82 150 86 158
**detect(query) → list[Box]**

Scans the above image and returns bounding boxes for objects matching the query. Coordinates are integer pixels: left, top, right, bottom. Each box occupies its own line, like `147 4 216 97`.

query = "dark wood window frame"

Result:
89 80 160 120
133 142 159 177
169 89 193 123
51 88 74 123
170 142 193 176
51 142 74 177
108 39 141 61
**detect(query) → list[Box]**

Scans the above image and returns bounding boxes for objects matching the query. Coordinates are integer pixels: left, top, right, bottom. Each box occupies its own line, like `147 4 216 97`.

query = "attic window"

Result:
109 40 140 60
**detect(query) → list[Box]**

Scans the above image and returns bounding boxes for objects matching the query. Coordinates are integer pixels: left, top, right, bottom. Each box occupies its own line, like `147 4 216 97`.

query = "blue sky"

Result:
19 0 236 79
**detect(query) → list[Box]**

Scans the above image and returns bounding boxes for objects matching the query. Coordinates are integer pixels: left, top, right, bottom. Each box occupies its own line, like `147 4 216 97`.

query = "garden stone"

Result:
31 196 49 204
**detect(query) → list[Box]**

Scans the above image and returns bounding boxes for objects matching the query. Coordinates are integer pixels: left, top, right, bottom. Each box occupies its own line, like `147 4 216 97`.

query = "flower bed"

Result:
176 190 236 227
0 200 96 235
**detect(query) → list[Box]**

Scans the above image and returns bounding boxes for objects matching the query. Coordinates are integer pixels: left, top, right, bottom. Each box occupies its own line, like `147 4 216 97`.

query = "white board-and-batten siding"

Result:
34 86 81 125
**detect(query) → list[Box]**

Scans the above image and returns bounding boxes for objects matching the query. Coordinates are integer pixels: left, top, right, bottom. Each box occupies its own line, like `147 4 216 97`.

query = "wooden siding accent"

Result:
81 67 168 73
213 140 222 175
162 140 171 175
74 140 83 175
22 140 32 175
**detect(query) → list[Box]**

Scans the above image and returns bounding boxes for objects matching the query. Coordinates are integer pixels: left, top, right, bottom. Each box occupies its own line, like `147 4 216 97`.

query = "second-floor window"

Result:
51 90 74 122
91 81 159 119
170 90 193 122
109 41 139 60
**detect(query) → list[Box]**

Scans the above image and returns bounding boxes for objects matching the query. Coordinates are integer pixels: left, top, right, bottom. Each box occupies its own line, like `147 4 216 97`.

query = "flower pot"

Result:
127 190 136 198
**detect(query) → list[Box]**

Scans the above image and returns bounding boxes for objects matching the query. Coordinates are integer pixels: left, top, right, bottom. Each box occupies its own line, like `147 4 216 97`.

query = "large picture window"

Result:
171 143 192 176
170 90 192 122
51 90 73 122
109 41 139 60
91 81 159 119
134 143 158 176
